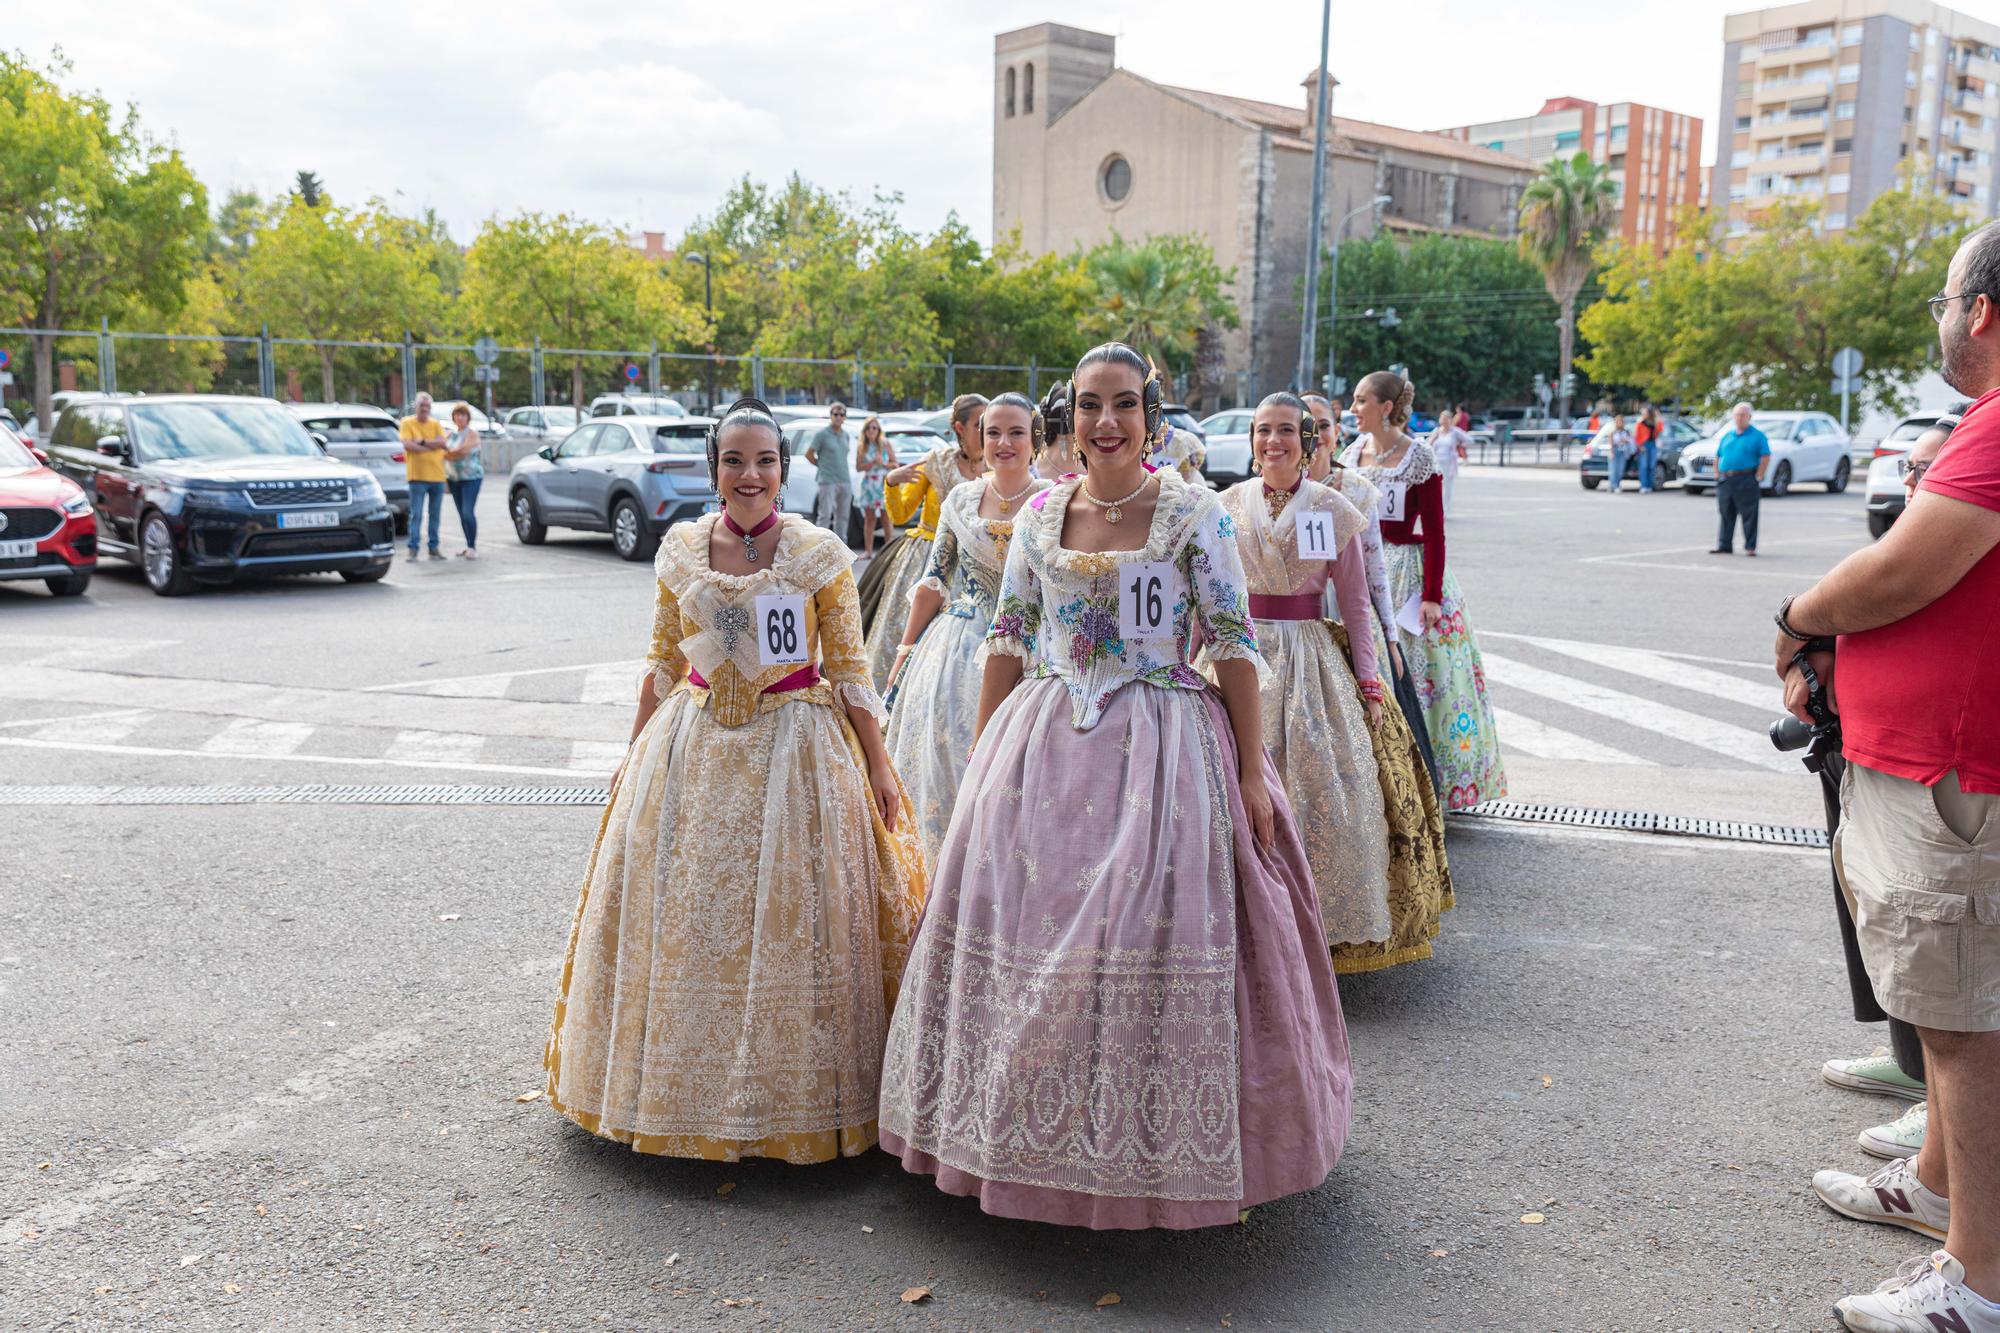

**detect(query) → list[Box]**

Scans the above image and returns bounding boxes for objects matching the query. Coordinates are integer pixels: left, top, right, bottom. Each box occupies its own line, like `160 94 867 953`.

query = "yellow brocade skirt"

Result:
544 689 927 1163
1327 621 1454 974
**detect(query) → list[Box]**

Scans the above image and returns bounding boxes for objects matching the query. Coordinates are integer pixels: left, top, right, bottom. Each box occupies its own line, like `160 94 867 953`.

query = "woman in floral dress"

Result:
854 414 897 558
883 392 1051 869
1341 370 1506 811
879 345 1350 1229
544 399 927 1164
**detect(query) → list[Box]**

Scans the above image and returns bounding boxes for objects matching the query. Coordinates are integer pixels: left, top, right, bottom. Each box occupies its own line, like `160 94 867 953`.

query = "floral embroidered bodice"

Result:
647 513 883 728
1220 478 1369 598
987 468 1265 730
918 478 1051 623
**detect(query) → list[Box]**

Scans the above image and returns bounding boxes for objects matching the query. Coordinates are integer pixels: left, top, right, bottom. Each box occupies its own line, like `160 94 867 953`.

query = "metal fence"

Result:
0 322 1102 423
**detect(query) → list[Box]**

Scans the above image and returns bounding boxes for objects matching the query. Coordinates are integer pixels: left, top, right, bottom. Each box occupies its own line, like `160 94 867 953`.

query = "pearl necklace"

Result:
989 475 1037 515
1079 473 1155 524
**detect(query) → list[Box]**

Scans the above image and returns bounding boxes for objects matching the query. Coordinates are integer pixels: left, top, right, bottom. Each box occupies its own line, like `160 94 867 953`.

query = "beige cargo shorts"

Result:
1835 761 2000 1032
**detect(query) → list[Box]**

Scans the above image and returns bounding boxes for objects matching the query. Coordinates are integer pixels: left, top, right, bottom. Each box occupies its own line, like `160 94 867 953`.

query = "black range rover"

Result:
46 395 396 595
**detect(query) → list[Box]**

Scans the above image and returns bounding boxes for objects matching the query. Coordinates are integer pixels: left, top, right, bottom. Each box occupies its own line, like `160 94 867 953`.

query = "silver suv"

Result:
287 403 408 527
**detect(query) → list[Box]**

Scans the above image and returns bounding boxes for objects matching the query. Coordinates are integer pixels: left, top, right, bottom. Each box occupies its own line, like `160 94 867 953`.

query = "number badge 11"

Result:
755 593 810 666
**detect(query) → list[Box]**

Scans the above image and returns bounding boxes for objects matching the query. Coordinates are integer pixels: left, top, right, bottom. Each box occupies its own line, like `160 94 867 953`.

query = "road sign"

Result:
1536 382 1552 406
0 371 12 388
623 363 641 382
1833 346 1864 380
0 349 11 369
472 365 500 383
1328 374 1348 396
472 336 499 366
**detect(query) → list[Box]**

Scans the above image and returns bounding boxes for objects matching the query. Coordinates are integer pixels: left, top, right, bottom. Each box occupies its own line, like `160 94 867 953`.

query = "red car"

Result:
0 425 96 596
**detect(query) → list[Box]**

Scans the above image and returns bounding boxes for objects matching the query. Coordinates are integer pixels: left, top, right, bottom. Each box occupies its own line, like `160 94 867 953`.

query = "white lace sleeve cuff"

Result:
1202 638 1273 689
912 572 948 603
647 665 676 703
836 678 888 725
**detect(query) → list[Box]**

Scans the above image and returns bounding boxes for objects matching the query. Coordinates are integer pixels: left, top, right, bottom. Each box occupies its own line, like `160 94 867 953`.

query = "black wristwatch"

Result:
1775 595 1810 642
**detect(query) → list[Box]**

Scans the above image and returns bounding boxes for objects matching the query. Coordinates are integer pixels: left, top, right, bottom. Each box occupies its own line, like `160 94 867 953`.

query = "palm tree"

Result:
1083 233 1237 371
1518 152 1618 426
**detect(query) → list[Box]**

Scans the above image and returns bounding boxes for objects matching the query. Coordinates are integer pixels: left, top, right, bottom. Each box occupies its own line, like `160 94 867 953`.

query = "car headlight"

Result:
352 473 385 504
61 491 91 515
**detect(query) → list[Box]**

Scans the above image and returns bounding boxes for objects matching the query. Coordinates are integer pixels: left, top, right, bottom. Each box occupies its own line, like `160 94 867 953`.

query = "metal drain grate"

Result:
1458 800 1828 848
0 784 610 807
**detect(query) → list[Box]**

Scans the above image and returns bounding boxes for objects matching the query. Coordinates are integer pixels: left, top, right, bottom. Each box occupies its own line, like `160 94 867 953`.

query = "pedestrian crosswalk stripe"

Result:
197 718 317 757
0 736 602 780
578 665 639 706
567 740 627 773
364 658 642 698
383 729 487 765
1488 707 1655 766
1480 651 1796 774
1496 634 1781 713
22 710 151 745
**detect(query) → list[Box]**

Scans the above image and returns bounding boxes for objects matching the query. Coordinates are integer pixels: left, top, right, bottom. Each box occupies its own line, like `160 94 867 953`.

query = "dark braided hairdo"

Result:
1257 390 1318 460
984 391 1046 452
706 397 787 490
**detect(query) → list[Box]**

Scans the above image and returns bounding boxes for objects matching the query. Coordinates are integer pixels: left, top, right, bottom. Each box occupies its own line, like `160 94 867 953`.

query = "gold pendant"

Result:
999 498 1012 515
1105 505 1123 524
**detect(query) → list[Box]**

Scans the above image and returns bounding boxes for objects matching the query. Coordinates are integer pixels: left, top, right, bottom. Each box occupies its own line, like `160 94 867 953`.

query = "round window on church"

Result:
1099 155 1132 207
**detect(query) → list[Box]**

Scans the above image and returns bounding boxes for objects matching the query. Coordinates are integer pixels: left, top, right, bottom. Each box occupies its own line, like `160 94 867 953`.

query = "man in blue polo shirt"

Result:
1712 402 1771 556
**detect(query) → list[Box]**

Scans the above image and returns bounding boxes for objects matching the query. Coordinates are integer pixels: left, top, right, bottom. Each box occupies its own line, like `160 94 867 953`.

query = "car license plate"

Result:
0 538 35 558
277 510 340 529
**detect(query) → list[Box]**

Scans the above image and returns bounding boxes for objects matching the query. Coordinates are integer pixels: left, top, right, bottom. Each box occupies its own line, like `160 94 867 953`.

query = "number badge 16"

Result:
1118 561 1176 643
755 593 810 666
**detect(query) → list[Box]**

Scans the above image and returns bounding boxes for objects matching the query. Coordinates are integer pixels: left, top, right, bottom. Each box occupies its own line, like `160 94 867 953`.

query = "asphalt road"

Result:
1 467 1915 1330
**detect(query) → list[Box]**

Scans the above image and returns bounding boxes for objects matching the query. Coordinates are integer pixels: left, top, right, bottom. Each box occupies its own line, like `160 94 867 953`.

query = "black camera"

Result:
1770 648 1839 771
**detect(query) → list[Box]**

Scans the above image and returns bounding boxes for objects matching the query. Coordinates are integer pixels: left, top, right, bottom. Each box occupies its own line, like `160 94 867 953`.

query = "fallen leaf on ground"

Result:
1540 1076 1553 1088
1237 1209 1251 1224
19 1229 38 1242
513 1090 543 1103
254 1203 267 1217
860 1225 874 1234
715 1182 736 1198
1096 1292 1122 1307
93 1286 112 1295
1520 1213 1545 1225
901 1285 932 1304
439 914 461 922
1430 1249 1450 1257
223 1283 242 1295
35 1162 49 1170
350 1224 367 1232
1725 1164 1742 1172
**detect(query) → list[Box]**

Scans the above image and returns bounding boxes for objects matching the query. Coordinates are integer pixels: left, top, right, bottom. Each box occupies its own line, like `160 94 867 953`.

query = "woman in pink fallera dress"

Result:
877 343 1352 1229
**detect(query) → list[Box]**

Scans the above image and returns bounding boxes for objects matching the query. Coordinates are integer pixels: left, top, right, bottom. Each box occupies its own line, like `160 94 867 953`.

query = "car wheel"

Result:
611 497 657 562
1770 461 1792 496
1868 511 1895 540
1827 457 1851 493
140 511 194 597
44 571 91 597
339 566 390 583
1580 475 1601 490
511 487 547 544
1685 485 1707 497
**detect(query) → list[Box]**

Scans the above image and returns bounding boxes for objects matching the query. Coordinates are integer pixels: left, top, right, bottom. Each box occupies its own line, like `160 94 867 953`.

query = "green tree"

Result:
1518 152 1618 423
1321 232 1561 408
0 50 208 429
1579 182 1965 418
233 195 444 402
921 222 1097 396
292 170 324 208
458 213 705 408
1079 232 1237 383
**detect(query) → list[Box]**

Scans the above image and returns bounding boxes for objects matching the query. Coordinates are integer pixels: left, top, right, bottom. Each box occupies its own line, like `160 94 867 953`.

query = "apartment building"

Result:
1715 0 2000 238
1437 97 1704 253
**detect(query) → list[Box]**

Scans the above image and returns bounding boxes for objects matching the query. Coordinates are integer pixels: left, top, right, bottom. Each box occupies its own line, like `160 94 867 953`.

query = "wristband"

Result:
1774 595 1809 642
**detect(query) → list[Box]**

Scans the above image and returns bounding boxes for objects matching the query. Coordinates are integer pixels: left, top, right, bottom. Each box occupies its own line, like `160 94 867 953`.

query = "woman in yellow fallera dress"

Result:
543 398 927 1164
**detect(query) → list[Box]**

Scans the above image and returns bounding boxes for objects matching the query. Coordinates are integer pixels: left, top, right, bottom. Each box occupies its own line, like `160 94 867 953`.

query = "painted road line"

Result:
11 634 178 669
383 729 487 766
1493 635 1782 713
197 717 317 757
578 664 639 706
1482 630 1769 672
0 709 151 736
567 740 627 773
362 658 643 696
1488 706 1656 766
1481 651 1796 773
0 736 607 780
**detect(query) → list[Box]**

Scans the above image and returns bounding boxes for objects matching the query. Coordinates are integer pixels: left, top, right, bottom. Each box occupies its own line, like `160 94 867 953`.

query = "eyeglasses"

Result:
1897 456 1934 482
1929 291 1980 323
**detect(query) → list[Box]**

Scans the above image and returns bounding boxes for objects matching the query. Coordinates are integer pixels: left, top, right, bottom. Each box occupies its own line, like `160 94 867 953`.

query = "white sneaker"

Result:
1836 1250 2000 1332
1860 1102 1929 1161
1813 1156 1949 1242
1823 1050 1927 1101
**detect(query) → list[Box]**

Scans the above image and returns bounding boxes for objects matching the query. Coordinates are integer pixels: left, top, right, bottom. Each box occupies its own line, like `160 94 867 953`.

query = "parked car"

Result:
1863 411 1963 538
508 416 718 561
778 418 938 543
588 393 688 420
1195 409 1253 486
287 402 409 528
500 404 580 442
44 395 394 595
412 400 504 440
1577 417 1704 490
0 423 96 596
1678 410 1853 496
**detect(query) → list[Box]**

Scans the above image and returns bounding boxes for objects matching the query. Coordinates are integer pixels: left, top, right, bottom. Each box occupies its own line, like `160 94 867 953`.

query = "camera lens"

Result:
1769 715 1814 752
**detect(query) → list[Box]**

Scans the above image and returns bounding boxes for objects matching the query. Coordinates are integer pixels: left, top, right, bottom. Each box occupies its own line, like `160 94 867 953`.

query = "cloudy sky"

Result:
14 0 1740 246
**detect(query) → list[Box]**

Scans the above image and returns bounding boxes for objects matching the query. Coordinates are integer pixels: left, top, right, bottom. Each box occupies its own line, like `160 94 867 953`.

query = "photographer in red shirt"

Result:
1773 222 2000 1330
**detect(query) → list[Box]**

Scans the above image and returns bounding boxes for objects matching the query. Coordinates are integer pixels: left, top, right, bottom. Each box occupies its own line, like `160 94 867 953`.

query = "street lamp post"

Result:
1295 0 1333 390
682 251 715 412
1323 195 1392 400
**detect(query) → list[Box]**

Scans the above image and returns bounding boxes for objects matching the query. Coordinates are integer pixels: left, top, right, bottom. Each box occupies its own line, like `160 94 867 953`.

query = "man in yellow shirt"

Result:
400 392 449 560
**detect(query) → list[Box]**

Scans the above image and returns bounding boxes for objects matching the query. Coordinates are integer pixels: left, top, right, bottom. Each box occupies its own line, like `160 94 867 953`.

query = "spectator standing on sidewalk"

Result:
1604 414 1636 493
854 414 896 557
1634 405 1662 493
444 403 483 560
1429 408 1469 513
805 402 853 540
1775 221 2000 1332
399 392 449 561
1711 403 1769 556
